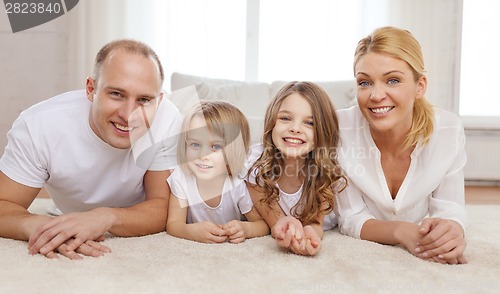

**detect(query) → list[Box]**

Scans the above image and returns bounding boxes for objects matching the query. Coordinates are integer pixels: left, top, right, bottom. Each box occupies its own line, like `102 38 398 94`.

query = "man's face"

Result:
86 50 162 149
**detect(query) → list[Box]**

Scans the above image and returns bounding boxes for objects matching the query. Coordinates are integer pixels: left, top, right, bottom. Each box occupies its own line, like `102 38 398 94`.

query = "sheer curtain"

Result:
68 0 462 112
67 0 169 89
460 0 500 118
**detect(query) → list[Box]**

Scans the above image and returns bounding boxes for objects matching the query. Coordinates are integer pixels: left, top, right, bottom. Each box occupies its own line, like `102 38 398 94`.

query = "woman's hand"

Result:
415 218 467 264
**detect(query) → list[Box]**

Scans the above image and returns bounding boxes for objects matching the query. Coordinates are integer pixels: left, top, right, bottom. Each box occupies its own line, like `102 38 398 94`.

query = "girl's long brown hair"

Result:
247 81 347 225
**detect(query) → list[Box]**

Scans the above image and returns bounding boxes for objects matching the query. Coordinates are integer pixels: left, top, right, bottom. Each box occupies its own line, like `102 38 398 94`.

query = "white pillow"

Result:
170 73 357 143
171 72 269 143
269 80 356 110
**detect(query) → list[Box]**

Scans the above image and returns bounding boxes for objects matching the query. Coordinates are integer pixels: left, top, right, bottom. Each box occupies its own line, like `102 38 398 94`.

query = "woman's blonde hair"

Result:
248 81 347 225
177 100 250 178
354 26 434 149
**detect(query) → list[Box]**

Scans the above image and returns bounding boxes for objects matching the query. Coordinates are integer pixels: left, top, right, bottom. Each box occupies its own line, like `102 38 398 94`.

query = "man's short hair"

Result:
93 39 164 85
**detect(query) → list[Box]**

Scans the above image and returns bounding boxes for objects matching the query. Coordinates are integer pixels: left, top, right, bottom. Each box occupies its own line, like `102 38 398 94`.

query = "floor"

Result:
37 186 500 204
464 185 500 205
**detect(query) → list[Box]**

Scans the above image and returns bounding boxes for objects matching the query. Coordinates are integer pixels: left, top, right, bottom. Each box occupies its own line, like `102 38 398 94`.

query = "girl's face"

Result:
186 115 227 181
354 52 426 137
271 93 315 160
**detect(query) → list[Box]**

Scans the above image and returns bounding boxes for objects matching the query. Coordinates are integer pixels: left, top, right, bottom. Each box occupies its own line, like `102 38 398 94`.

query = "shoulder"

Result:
337 106 365 129
225 178 248 197
242 144 264 174
434 109 464 129
167 168 192 198
20 90 88 119
419 109 465 157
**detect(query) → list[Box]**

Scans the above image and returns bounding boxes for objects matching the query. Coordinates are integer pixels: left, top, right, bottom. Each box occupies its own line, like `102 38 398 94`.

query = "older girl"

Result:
246 81 346 256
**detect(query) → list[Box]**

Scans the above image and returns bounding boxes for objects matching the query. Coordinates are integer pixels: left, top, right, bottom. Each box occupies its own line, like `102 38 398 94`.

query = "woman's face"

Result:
354 52 426 137
271 93 315 161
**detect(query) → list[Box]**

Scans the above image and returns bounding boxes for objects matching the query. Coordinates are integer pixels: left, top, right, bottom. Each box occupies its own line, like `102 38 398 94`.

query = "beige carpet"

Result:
1 198 499 294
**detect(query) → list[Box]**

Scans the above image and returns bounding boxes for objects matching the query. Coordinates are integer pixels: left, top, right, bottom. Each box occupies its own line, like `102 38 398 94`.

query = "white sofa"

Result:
170 72 356 143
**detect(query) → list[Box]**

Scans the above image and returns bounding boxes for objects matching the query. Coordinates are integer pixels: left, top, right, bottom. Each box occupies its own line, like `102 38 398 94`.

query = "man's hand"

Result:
28 208 116 255
44 237 111 260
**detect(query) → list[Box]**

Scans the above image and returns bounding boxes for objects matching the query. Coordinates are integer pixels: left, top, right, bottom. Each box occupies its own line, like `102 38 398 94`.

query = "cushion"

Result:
170 72 356 143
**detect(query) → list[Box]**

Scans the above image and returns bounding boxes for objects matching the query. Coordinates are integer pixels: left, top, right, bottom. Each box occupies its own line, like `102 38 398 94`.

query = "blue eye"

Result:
357 80 370 87
279 116 291 121
211 144 223 152
388 78 400 85
305 120 314 126
188 142 200 149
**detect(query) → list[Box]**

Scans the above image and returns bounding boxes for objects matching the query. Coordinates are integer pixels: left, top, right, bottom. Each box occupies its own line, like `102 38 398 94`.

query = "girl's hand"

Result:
188 222 228 244
272 216 305 249
415 218 467 264
222 220 246 244
289 225 322 256
272 217 322 256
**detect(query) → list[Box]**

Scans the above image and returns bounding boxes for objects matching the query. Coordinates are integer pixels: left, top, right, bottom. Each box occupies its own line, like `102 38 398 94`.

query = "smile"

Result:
370 106 394 114
195 163 213 169
284 137 305 144
114 123 132 132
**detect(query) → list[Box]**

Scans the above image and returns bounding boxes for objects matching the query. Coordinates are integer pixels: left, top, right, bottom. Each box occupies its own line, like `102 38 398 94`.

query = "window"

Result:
460 0 500 117
159 0 388 84
258 0 363 82
156 0 247 81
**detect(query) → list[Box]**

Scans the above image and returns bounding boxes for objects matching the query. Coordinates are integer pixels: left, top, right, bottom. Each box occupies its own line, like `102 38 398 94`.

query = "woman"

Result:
336 26 467 264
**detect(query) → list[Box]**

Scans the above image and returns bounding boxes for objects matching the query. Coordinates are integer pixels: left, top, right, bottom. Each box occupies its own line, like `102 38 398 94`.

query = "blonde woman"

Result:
336 26 467 264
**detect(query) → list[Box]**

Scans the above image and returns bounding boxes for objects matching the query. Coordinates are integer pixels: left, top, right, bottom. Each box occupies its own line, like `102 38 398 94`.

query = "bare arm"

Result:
361 219 422 249
246 182 285 232
222 207 270 243
106 169 171 236
241 207 270 238
0 171 49 240
29 170 172 254
166 192 227 243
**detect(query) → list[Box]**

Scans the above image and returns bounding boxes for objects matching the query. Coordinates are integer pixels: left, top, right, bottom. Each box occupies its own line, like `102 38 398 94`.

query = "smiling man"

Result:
0 40 181 259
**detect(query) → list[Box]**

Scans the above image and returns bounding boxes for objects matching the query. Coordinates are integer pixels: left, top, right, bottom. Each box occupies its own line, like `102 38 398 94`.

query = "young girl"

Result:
336 26 467 264
246 81 346 256
166 101 269 243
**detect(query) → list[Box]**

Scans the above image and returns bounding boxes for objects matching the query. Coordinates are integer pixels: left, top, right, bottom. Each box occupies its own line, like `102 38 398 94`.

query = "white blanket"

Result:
1 198 499 294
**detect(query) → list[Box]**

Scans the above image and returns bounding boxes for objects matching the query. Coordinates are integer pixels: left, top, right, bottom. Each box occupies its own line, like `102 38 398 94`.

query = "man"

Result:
0 39 181 259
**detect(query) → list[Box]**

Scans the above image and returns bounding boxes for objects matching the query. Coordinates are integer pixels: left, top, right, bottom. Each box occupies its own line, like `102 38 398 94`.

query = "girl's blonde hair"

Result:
178 100 250 178
248 81 347 225
354 26 434 149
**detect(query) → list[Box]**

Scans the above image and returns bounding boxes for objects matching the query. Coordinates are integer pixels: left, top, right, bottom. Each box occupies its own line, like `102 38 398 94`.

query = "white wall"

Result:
0 5 73 150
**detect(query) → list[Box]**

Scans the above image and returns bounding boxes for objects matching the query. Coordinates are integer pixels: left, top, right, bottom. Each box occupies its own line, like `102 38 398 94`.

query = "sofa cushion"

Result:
269 80 356 110
170 72 356 143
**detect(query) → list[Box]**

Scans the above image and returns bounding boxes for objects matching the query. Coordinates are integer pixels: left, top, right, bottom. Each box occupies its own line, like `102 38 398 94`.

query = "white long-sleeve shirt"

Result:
336 106 467 239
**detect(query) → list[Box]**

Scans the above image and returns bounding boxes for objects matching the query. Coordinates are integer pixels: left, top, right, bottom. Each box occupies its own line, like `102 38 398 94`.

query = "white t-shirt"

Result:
336 106 467 239
167 168 254 224
245 144 338 230
0 90 181 213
